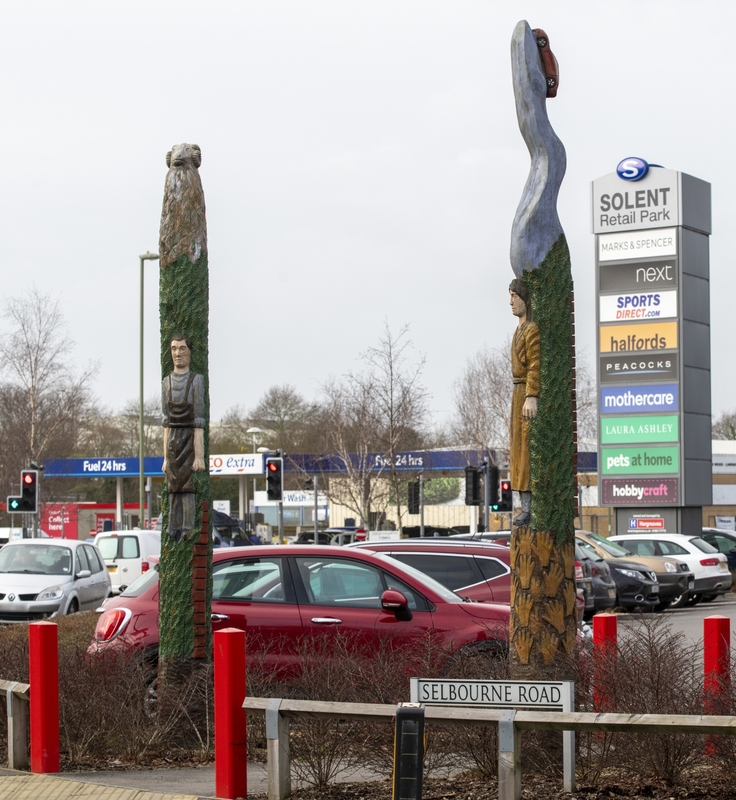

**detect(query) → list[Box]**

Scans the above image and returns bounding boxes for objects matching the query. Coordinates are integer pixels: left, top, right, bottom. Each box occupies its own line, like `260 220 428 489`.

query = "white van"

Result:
94 530 161 594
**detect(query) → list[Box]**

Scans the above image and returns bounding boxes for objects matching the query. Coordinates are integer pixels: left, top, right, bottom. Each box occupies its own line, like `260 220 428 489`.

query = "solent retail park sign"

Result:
592 160 712 529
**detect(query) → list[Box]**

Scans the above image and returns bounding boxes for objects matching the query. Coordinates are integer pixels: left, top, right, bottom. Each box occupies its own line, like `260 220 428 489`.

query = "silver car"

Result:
0 539 111 623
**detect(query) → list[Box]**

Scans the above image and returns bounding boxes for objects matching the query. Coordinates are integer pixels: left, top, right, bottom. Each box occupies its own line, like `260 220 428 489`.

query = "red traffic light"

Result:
267 462 278 473
23 473 35 485
500 481 511 491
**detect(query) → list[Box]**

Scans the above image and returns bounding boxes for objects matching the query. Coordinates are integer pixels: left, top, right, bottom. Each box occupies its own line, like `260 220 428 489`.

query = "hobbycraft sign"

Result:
592 163 711 508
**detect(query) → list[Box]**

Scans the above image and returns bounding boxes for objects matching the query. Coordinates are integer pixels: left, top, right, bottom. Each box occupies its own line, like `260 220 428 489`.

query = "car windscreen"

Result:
588 534 630 557
120 564 160 596
689 537 719 554
0 544 73 575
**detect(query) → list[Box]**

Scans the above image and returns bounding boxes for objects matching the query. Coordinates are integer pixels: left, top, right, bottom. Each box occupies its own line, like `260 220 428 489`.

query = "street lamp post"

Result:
139 251 160 528
245 427 263 527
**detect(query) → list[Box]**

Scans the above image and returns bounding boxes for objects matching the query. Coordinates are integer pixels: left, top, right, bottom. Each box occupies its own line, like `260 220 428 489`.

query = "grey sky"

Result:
2 1 733 430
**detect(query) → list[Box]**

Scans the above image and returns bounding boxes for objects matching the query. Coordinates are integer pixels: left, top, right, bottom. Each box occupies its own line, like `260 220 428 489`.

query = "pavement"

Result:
0 765 260 800
0 762 386 799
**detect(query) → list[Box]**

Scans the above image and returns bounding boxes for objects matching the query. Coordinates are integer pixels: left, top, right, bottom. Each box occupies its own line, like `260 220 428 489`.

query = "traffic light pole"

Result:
419 473 424 538
313 475 318 541
483 458 490 534
278 500 284 545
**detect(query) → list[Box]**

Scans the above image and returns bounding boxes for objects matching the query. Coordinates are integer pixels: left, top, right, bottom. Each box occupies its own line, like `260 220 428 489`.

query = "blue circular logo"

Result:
616 157 649 181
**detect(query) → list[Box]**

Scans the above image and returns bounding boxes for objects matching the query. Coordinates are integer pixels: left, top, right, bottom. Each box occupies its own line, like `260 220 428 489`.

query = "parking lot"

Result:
618 591 736 648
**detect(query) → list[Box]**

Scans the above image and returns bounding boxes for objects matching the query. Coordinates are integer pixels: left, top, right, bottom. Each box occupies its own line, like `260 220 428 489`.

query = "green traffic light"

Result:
8 498 20 511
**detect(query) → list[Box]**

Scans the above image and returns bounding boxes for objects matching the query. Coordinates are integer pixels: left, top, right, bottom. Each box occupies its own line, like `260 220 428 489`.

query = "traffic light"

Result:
464 466 481 506
497 479 512 512
407 481 420 514
265 458 283 501
19 470 39 513
488 464 499 507
6 495 21 513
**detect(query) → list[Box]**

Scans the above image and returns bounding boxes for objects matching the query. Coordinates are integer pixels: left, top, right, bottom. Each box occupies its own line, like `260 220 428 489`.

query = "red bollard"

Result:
704 615 730 754
29 621 60 773
593 613 618 712
214 628 247 800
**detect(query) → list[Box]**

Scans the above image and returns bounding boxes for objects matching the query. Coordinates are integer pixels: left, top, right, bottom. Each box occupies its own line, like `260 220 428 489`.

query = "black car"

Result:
575 546 617 619
701 528 736 572
574 543 595 619
606 559 660 612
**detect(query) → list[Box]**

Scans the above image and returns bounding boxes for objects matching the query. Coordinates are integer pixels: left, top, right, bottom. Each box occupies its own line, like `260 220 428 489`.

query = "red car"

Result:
348 540 511 603
89 545 510 672
349 539 586 623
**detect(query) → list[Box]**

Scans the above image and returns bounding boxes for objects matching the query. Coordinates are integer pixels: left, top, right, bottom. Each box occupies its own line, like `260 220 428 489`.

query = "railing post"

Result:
498 709 520 800
393 703 425 800
704 615 730 753
29 621 59 773
266 698 291 800
6 682 29 770
593 613 617 711
214 628 247 800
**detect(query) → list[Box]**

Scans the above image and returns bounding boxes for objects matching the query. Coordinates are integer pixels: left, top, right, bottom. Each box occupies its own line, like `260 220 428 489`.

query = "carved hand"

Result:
523 396 538 419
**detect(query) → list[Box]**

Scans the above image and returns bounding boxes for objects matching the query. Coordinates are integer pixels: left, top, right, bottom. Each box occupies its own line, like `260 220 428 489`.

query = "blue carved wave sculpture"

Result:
509 20 566 278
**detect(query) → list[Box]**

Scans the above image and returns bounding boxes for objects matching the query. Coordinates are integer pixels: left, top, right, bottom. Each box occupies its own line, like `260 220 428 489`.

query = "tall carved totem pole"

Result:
158 143 212 679
508 22 577 679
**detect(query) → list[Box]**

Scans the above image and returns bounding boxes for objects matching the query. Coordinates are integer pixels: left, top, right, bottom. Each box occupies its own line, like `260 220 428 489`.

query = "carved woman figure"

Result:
509 278 540 528
162 334 205 541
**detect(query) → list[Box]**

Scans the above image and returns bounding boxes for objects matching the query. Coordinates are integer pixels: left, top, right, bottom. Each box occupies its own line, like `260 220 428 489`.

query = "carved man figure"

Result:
509 278 540 528
162 334 205 541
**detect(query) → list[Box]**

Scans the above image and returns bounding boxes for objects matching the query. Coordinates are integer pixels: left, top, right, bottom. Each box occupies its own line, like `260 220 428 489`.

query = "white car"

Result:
610 533 731 605
95 530 161 594
0 539 111 622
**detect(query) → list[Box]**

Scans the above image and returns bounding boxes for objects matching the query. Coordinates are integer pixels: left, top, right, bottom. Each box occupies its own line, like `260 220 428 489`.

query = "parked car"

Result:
610 533 731 605
88 546 511 673
700 528 736 572
0 539 111 622
347 539 511 603
574 545 617 618
350 539 585 623
574 542 596 620
450 532 512 546
291 531 333 545
576 530 693 610
95 530 161 595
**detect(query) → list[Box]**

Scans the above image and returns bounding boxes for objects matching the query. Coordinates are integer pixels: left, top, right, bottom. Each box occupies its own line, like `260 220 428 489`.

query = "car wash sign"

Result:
592 161 711 508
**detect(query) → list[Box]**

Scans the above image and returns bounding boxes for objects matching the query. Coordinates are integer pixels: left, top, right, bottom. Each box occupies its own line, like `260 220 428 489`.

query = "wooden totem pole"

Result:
508 22 577 680
158 143 212 683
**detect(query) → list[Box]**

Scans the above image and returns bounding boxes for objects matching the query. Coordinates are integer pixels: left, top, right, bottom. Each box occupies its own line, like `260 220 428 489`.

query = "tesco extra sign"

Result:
617 157 649 182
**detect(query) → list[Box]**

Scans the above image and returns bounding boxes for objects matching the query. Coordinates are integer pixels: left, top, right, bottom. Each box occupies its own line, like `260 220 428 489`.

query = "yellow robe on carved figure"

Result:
510 319 540 493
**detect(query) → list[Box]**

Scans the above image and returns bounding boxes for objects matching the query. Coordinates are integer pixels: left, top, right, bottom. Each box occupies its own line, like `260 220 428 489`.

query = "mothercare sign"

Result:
592 161 712 509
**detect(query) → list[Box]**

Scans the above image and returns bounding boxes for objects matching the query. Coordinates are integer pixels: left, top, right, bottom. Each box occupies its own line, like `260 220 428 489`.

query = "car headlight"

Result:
37 586 64 602
616 568 642 579
664 562 676 573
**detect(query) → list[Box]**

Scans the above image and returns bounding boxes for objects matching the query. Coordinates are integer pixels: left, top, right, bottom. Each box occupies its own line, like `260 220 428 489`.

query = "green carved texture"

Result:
159 252 212 660
526 235 575 546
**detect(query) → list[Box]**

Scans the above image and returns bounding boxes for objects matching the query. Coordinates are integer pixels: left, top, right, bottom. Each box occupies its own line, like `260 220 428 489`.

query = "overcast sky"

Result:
2 1 733 433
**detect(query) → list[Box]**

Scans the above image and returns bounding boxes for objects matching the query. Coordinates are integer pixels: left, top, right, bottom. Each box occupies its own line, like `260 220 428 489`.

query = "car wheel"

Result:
67 599 79 615
669 592 688 609
686 594 701 606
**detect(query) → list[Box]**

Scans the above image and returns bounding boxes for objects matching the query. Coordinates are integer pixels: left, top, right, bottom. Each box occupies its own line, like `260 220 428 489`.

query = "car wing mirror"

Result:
76 569 92 579
381 589 412 621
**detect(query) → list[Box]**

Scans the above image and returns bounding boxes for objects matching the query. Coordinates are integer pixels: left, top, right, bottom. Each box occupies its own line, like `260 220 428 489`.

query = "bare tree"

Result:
318 325 428 528
451 340 512 455
0 289 95 502
713 411 736 440
78 396 163 458
452 340 597 453
249 385 318 453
